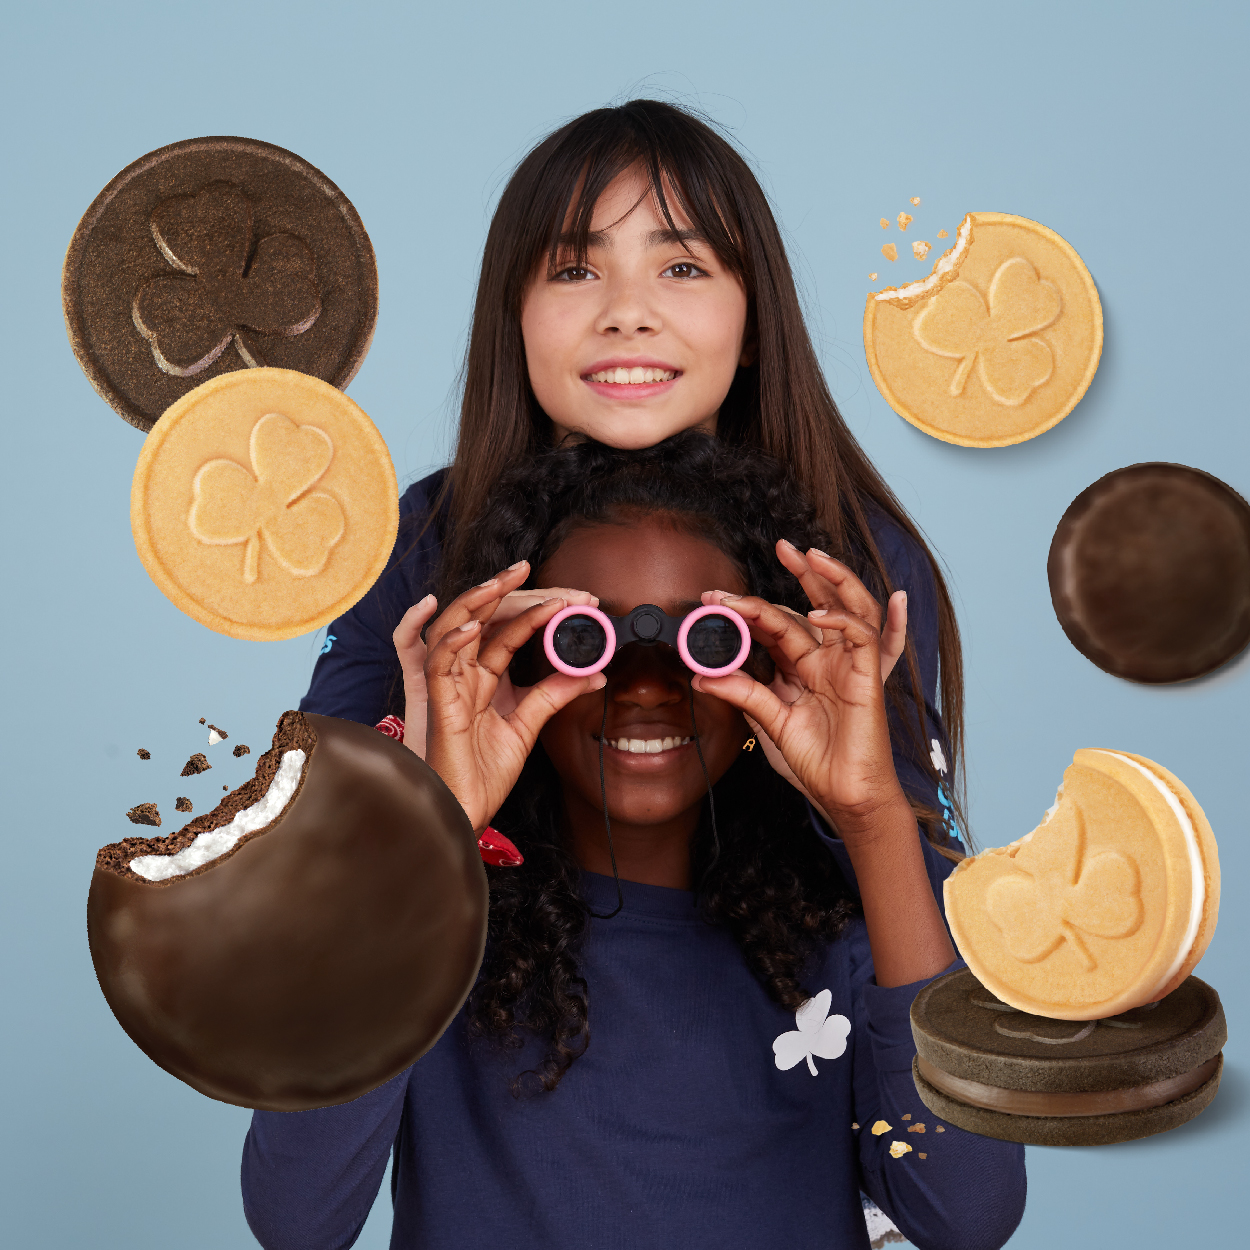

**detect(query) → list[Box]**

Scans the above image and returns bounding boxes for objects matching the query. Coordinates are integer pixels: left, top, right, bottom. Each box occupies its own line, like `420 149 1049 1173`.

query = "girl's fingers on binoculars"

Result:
801 549 890 628
493 585 598 622
508 671 607 744
878 591 908 682
691 670 788 744
709 593 821 669
425 563 530 651
476 597 567 676
776 540 881 630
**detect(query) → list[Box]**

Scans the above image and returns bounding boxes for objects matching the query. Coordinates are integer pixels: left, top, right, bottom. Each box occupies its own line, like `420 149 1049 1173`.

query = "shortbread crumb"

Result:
869 272 878 281
881 243 898 262
871 1120 892 1135
911 197 921 206
889 1141 913 1159
898 212 913 231
937 229 948 238
880 217 889 229
913 240 931 260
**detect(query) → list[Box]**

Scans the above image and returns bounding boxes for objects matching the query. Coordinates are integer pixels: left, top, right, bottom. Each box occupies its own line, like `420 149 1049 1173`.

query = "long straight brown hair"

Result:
434 99 969 847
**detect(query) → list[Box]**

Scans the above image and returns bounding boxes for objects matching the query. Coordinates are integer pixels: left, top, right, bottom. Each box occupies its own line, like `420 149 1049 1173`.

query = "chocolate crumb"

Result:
175 797 193 813
136 748 150 760
127 803 161 827
233 744 251 757
207 723 229 740
199 718 206 724
180 752 211 777
224 784 229 790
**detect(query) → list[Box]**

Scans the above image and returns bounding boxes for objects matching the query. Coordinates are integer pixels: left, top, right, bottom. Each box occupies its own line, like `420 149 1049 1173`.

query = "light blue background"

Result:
2 1 1245 1246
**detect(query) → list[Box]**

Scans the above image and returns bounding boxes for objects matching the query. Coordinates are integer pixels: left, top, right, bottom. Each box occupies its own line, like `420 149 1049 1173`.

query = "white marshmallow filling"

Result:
1095 751 1205 998
128 750 307 882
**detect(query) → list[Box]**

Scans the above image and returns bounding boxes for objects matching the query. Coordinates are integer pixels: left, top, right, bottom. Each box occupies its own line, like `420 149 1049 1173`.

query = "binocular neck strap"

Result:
584 680 721 922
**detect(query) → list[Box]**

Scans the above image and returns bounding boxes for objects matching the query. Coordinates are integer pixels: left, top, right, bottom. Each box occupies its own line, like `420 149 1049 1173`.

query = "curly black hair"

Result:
441 431 939 1095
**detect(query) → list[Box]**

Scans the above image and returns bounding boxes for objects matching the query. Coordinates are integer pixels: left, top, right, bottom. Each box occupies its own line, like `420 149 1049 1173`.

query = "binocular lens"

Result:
684 613 742 669
552 615 609 670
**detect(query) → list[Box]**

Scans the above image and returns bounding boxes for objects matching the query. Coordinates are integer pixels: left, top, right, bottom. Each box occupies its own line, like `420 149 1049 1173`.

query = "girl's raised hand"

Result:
696 562 908 840
422 571 606 833
392 564 599 758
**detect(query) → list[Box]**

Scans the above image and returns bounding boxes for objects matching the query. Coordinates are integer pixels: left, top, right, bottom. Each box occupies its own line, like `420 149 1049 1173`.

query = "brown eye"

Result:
662 261 707 279
553 266 595 282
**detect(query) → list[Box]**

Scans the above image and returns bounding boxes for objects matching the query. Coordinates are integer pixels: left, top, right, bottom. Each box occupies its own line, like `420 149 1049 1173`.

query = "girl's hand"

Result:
705 547 907 824
422 573 605 832
392 566 599 758
695 565 908 840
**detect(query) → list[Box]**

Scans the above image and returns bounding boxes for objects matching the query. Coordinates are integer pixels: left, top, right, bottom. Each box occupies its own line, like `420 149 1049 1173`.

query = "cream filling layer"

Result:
1096 751 1204 998
873 213 973 305
128 750 306 882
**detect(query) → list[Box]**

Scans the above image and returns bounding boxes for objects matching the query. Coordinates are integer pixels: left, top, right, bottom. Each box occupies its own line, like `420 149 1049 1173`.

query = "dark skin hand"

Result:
422 514 954 987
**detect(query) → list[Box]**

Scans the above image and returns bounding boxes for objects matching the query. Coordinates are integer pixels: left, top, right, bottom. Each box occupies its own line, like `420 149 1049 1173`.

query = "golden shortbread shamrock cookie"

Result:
864 213 1102 446
131 368 398 640
945 750 1218 1020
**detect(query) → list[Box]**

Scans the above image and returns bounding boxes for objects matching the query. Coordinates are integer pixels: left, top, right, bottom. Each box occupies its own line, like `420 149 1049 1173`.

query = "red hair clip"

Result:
375 716 523 867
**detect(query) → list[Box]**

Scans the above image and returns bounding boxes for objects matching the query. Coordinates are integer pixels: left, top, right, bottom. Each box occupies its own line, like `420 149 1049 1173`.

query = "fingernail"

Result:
458 620 479 632
477 577 498 589
719 592 741 600
591 674 607 689
780 538 798 551
508 560 527 570
418 593 435 608
809 548 831 559
809 608 831 617
539 596 563 607
899 591 908 607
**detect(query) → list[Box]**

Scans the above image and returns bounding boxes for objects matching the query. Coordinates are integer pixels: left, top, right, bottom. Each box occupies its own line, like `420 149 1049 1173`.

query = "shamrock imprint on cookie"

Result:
984 801 1143 971
188 412 344 584
912 256 1061 405
132 183 321 377
773 989 850 1075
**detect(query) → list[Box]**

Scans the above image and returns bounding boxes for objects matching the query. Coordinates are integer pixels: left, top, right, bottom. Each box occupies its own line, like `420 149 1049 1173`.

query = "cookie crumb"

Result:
180 752 211 777
136 748 150 760
880 217 889 229
851 1122 859 1130
871 1120 892 1136
881 243 898 262
919 1153 927 1159
935 1126 945 1133
207 723 229 742
199 718 206 724
897 212 912 231
901 1114 911 1120
233 744 251 757
175 797 192 813
223 784 229 790
889 1141 912 1159
910 197 921 206
869 272 878 282
937 229 948 239
908 1123 926 1133
126 803 161 827
912 240 931 260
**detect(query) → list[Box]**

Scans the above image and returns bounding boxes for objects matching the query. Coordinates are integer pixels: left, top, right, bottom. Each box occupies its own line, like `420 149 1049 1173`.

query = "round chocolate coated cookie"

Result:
88 712 487 1111
63 137 378 431
910 968 1225 1146
1049 463 1250 682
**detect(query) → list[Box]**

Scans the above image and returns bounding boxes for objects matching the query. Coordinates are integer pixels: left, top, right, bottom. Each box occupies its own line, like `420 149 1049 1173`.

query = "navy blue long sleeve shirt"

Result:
242 471 1025 1248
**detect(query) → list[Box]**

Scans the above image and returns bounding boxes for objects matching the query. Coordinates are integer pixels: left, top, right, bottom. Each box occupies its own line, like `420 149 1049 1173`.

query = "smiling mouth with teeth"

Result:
600 735 694 755
586 367 679 385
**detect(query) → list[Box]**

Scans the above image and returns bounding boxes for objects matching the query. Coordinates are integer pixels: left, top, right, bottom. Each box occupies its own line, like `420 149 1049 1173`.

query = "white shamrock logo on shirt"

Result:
773 989 850 1076
930 738 947 774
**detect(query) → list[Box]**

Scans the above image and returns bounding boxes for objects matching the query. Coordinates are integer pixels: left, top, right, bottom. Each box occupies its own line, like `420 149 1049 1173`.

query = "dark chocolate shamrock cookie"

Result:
1048 463 1250 683
63 137 378 431
910 968 1225 1146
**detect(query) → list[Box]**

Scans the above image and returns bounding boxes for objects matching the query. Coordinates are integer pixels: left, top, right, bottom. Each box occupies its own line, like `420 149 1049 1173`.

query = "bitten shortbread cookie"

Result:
88 712 487 1111
63 136 378 432
864 213 1102 446
945 750 1219 1020
131 368 398 640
